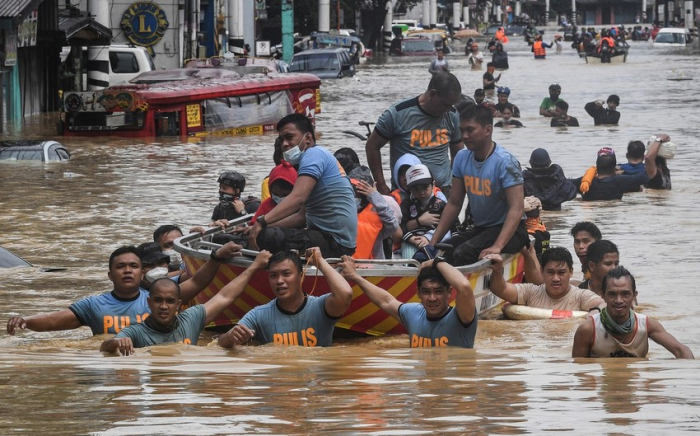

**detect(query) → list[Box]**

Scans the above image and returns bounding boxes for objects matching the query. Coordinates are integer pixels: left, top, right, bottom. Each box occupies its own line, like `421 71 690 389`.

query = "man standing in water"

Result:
487 247 605 312
573 266 694 358
584 94 621 125
339 256 477 348
577 240 619 296
365 72 463 198
100 251 271 355
570 221 602 280
6 243 241 336
539 83 564 117
217 247 352 347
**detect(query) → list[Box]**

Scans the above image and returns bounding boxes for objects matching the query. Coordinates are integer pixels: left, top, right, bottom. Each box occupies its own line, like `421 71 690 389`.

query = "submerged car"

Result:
653 28 694 47
289 48 356 79
389 37 437 56
0 140 71 162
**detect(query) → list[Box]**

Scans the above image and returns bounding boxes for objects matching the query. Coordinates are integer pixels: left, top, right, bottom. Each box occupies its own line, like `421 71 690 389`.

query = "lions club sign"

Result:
121 2 169 48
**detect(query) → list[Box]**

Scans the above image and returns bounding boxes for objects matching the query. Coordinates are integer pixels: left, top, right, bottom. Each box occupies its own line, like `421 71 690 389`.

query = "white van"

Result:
653 28 694 47
80 45 156 89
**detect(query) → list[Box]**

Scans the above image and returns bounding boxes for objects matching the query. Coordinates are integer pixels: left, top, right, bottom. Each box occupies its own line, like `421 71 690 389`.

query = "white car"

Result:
653 28 694 47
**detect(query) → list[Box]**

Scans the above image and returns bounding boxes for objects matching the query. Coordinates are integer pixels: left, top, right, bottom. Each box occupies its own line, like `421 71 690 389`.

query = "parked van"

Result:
289 48 356 79
653 28 694 47
81 45 155 89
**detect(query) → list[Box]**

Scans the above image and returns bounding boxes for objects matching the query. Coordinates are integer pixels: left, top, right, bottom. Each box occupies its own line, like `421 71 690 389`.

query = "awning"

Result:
58 10 112 46
0 0 44 20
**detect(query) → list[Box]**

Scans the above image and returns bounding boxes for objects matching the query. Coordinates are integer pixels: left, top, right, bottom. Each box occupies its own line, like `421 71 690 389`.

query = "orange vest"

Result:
390 189 403 206
354 204 384 259
533 41 546 57
598 37 615 52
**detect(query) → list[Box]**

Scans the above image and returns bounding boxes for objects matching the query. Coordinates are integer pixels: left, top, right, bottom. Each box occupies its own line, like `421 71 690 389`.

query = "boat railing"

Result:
174 214 496 277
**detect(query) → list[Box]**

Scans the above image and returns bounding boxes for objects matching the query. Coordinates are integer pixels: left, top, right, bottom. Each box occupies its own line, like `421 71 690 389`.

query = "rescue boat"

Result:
174 217 526 336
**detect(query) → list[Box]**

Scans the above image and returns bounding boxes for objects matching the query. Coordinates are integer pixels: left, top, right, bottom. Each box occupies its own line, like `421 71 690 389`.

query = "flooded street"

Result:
1 36 700 434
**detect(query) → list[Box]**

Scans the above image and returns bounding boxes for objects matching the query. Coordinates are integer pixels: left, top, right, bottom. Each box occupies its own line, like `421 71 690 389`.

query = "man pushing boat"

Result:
6 243 241 336
339 255 477 348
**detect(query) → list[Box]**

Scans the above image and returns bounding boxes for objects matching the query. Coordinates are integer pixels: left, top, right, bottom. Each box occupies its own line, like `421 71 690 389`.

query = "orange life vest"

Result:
598 37 615 52
354 204 384 259
533 41 546 57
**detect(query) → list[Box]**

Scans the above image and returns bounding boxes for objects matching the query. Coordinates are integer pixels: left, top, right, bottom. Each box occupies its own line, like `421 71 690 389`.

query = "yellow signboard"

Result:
186 104 201 127
193 125 264 137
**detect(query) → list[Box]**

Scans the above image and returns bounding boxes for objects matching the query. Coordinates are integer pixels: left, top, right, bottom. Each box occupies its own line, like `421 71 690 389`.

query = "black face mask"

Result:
219 192 237 202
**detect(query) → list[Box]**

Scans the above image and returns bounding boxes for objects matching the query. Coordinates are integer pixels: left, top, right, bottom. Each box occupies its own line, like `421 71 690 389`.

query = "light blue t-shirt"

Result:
113 304 206 348
298 145 357 249
69 289 151 335
238 294 337 347
452 143 524 227
375 96 462 190
398 304 477 348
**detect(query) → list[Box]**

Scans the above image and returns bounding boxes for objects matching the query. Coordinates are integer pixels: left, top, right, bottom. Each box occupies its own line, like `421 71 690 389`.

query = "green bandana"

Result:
144 314 180 334
600 307 635 336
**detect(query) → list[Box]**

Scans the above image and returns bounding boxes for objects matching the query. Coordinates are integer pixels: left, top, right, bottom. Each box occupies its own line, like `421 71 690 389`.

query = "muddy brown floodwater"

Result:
1 37 699 435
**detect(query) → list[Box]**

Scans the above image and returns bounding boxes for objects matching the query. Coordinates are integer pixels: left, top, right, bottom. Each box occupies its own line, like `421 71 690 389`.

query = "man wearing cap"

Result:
523 148 576 211
365 72 463 198
6 242 242 336
212 171 260 221
584 95 621 125
572 139 666 201
539 84 565 117
428 104 529 266
339 256 478 348
349 166 400 259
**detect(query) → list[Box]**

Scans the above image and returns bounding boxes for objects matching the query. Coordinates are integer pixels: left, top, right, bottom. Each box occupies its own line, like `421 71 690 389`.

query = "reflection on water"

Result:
1 37 699 434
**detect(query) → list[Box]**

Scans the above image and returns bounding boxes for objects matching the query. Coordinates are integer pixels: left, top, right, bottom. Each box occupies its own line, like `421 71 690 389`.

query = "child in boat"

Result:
399 164 459 261
251 161 298 225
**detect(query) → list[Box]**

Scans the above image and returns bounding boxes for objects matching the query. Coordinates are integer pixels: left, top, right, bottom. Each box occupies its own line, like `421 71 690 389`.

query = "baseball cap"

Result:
405 164 434 189
138 242 170 266
529 148 552 170
474 88 485 96
269 161 298 186
597 147 615 157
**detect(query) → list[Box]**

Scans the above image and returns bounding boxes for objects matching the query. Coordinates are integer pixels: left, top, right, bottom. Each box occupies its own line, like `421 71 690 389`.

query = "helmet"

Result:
217 171 246 191
549 83 561 92
497 86 511 95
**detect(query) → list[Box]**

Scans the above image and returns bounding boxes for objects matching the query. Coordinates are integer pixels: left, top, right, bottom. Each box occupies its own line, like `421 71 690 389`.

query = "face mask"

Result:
271 195 286 204
283 133 308 165
145 267 169 285
162 250 182 269
219 192 236 202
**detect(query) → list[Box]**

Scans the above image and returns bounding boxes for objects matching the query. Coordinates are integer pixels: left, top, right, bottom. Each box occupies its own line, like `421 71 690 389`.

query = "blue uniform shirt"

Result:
452 143 525 227
69 289 151 335
298 146 358 249
114 304 206 348
238 294 338 347
398 304 477 348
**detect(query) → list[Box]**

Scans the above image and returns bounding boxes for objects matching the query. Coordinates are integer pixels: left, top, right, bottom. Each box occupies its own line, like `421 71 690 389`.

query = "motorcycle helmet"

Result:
497 86 511 95
217 171 246 192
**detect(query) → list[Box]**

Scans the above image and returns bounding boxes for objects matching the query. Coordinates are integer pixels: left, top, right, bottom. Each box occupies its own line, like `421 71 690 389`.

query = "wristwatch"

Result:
210 249 224 262
433 255 447 266
257 215 268 228
653 136 665 143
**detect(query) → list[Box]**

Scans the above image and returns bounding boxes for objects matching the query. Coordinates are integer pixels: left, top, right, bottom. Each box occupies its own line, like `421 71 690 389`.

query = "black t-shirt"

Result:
551 116 579 127
573 172 650 201
483 72 496 90
494 119 524 128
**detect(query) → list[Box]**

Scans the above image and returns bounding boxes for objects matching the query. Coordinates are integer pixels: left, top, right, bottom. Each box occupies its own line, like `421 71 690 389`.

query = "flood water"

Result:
1 35 700 435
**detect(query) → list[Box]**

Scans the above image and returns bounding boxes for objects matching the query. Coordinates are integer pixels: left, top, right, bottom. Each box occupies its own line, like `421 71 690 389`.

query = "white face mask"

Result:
161 249 182 267
283 133 308 165
271 194 286 204
145 267 169 284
